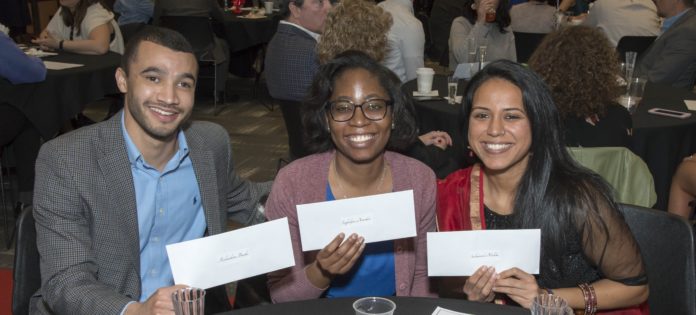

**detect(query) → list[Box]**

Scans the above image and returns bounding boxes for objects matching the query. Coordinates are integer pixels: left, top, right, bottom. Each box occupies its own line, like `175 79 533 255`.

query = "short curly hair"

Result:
528 26 621 119
316 0 392 64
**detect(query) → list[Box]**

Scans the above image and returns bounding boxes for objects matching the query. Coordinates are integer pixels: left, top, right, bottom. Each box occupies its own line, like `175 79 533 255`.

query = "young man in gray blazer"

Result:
637 0 696 89
31 27 270 314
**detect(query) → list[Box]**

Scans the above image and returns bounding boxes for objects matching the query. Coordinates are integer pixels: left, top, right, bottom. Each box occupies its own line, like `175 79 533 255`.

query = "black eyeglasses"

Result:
327 99 393 122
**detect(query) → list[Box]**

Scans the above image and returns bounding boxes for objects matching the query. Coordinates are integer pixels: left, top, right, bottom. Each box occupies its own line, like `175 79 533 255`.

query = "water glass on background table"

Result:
624 51 637 81
619 77 647 114
530 293 573 315
447 75 459 104
353 297 396 315
478 44 488 72
172 287 206 315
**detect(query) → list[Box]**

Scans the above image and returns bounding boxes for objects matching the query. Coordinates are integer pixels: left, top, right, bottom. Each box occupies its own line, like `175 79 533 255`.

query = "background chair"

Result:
616 36 657 63
568 146 656 208
276 99 311 163
513 31 547 64
157 16 226 114
618 204 696 314
12 206 40 315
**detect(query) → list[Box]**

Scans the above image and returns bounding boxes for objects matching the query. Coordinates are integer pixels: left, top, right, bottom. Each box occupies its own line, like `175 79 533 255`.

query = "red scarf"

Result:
435 164 649 315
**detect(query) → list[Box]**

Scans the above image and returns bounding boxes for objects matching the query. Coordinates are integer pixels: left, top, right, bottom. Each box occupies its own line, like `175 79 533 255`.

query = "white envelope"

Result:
296 190 417 252
427 229 540 276
166 218 295 289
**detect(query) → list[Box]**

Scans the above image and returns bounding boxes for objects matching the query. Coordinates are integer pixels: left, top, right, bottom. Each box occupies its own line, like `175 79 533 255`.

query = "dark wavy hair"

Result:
303 50 418 153
460 60 619 269
528 26 620 119
461 0 511 33
60 0 112 36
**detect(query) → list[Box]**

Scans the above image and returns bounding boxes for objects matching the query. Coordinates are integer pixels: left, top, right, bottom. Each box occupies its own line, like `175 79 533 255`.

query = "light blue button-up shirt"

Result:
121 117 206 302
661 8 691 33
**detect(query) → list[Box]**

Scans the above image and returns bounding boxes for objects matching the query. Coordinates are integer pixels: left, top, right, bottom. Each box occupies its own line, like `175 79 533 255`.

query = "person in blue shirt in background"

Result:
0 25 46 213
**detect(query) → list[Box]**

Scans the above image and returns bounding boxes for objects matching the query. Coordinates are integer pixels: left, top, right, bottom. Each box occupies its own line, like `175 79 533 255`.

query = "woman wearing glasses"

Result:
265 51 436 302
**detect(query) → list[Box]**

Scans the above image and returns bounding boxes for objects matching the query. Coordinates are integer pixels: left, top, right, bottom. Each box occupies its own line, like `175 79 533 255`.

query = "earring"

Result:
327 126 330 132
467 146 475 158
471 3 476 10
391 122 395 130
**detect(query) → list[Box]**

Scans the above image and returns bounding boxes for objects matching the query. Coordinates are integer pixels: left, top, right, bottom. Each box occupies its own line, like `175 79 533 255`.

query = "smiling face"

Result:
468 78 532 176
116 41 198 145
328 68 392 165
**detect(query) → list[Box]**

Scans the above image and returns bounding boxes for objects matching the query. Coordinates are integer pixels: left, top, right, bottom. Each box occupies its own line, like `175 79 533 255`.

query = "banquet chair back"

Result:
618 204 696 314
616 36 657 62
277 99 311 161
12 206 40 315
513 31 547 64
568 146 656 207
157 16 223 108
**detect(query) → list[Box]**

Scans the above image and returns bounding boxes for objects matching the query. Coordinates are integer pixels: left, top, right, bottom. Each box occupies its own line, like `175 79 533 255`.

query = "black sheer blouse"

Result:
484 205 647 289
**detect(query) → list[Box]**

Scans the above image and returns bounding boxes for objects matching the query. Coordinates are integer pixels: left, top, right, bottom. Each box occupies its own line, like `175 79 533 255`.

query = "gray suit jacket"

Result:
31 113 269 314
264 22 319 102
637 8 696 89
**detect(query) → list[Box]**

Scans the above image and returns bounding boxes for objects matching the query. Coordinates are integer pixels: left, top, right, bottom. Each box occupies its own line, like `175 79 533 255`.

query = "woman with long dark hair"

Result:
33 0 123 54
265 51 436 302
436 60 648 314
448 0 516 70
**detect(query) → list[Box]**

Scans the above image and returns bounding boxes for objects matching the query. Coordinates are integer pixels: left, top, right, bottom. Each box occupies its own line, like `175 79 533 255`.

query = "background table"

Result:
221 297 528 315
404 75 696 210
0 51 121 139
217 12 280 77
403 75 467 168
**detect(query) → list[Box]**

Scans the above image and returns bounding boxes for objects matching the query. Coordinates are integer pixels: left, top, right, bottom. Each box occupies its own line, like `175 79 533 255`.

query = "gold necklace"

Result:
331 157 387 199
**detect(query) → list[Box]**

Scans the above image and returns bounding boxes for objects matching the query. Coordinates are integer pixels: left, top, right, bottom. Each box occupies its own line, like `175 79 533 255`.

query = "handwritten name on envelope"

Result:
296 190 417 252
427 229 540 276
166 218 295 289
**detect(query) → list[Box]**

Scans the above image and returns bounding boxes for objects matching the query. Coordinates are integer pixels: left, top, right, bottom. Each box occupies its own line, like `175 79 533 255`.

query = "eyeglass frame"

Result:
326 98 394 122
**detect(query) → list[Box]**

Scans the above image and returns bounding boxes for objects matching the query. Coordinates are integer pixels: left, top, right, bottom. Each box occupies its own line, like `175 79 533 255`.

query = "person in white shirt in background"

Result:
378 0 425 82
582 0 660 47
510 0 557 33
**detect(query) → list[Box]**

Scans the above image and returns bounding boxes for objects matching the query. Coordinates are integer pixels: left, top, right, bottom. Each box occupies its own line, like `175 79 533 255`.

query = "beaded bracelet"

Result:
578 283 597 315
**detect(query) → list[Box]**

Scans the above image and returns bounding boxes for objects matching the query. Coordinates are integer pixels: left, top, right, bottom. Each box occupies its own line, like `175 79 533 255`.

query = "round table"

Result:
220 12 280 53
404 75 696 210
221 297 528 315
216 12 280 77
0 51 121 139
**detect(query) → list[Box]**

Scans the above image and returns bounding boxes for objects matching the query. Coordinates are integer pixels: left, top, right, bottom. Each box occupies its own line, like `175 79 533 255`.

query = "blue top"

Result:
114 0 154 25
323 185 396 298
121 116 206 301
0 32 46 84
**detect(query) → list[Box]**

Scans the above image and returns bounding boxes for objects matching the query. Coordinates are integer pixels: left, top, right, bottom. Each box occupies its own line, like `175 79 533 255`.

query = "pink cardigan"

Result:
265 151 437 302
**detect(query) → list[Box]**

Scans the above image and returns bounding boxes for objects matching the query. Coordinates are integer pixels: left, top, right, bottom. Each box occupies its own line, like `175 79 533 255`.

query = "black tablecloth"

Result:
221 297 528 315
630 82 696 210
403 75 467 165
219 12 280 53
0 51 121 139
405 75 696 210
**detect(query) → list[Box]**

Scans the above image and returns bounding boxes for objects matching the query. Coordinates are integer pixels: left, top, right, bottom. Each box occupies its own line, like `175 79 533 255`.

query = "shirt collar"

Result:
280 20 321 41
121 113 189 167
662 8 691 33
